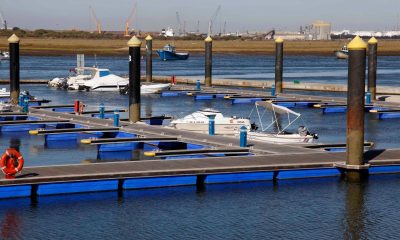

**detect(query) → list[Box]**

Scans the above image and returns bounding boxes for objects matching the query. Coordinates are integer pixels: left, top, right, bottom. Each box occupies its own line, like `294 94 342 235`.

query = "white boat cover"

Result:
255 101 301 116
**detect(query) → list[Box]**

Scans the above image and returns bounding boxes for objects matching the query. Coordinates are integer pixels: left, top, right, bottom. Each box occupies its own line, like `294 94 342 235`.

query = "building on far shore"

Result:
303 20 332 40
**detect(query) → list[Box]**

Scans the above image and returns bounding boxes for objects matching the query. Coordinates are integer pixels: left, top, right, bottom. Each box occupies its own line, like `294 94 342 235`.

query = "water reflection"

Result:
0 211 21 240
343 180 368 239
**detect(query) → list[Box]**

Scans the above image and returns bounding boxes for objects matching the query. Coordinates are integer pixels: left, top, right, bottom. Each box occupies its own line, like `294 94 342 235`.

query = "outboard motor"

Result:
298 126 318 139
298 126 309 136
119 85 129 95
251 122 258 131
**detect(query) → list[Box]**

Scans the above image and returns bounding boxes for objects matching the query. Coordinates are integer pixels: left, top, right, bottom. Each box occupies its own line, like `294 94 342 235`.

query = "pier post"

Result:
145 35 153 83
274 37 284 94
367 37 378 101
74 100 80 115
99 103 105 119
196 80 201 91
205 36 213 87
113 110 120 127
23 98 29 113
342 36 369 181
239 126 247 147
8 34 20 105
271 84 276 96
128 36 142 123
208 114 215 135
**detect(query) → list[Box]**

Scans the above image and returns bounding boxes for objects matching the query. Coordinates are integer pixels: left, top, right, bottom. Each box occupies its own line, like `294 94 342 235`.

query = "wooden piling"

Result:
367 37 378 101
345 36 369 181
205 36 213 87
275 37 284 94
8 34 20 105
145 35 153 83
128 36 142 123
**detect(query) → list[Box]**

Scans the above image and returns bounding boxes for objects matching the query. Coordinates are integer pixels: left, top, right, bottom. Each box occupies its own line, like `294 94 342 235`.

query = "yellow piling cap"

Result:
275 37 284 43
145 35 153 41
127 36 142 47
223 96 231 99
369 109 378 113
205 36 213 42
348 36 367 50
8 34 20 43
29 130 39 135
313 104 322 108
186 92 193 96
80 139 92 144
368 37 378 44
144 152 156 157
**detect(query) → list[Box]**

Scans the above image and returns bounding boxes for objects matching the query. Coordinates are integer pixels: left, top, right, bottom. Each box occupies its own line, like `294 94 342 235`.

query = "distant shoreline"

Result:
1 37 400 56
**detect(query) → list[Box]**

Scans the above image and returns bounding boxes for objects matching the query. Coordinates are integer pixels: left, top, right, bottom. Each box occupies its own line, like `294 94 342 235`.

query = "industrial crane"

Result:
176 12 182 36
208 5 221 36
124 2 137 37
89 6 102 34
0 11 7 30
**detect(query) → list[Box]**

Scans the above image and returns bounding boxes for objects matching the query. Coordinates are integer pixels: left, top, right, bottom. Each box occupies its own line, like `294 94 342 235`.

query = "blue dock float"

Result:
231 98 263 104
0 117 42 132
194 94 215 100
161 91 191 97
37 180 119 196
376 112 400 119
53 107 75 113
1 155 400 199
322 106 347 114
321 105 384 114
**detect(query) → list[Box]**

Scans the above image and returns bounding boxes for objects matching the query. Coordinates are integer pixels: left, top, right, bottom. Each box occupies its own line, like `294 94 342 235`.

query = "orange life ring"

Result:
0 148 24 176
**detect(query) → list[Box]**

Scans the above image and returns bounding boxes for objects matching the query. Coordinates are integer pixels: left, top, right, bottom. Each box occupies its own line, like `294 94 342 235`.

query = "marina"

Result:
0 31 399 239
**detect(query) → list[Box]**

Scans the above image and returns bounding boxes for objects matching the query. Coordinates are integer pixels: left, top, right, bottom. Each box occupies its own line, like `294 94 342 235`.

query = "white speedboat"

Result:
67 67 96 90
120 83 171 94
0 103 12 112
170 108 251 135
247 101 318 144
0 88 10 98
48 67 96 90
82 68 128 92
141 83 171 94
0 51 10 60
334 45 348 59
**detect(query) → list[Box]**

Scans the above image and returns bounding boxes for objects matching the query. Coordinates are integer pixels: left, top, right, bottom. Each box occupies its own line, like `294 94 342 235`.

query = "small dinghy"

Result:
169 108 252 135
247 101 318 144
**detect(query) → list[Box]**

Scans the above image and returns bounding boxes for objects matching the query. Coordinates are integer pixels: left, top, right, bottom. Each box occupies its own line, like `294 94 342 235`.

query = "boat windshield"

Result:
99 70 110 77
252 101 302 134
163 44 176 52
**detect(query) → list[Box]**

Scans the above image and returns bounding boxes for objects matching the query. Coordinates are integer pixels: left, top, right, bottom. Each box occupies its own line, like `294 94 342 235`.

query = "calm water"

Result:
0 55 399 239
0 176 400 239
1 54 400 85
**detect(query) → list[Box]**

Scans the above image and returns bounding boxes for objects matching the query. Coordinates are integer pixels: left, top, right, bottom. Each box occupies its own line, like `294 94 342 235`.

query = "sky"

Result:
2 0 400 32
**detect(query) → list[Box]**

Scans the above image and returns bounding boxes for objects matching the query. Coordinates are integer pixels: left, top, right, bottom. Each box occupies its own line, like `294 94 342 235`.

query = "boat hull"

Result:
247 132 316 144
335 50 348 59
141 83 171 94
171 123 246 135
156 50 189 61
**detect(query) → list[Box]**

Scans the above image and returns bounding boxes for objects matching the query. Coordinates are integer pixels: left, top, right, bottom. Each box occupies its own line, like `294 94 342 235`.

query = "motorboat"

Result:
247 101 318 144
334 45 348 59
156 44 189 61
82 68 128 92
0 103 12 112
67 67 96 90
119 83 171 95
0 51 10 60
0 88 10 98
48 67 95 90
169 108 251 135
